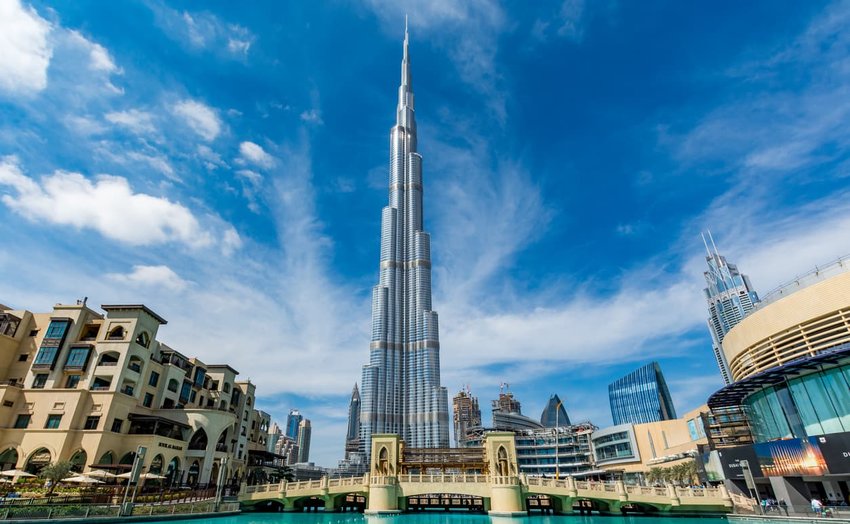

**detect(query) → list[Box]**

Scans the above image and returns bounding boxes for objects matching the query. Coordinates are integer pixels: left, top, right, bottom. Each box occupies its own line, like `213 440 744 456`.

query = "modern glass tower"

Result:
344 384 361 459
359 23 450 458
285 409 302 440
702 232 759 385
609 362 677 425
540 393 571 427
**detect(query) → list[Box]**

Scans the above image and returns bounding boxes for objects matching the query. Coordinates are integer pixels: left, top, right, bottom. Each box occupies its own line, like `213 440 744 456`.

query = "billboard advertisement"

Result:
754 437 827 477
705 431 850 480
815 432 850 474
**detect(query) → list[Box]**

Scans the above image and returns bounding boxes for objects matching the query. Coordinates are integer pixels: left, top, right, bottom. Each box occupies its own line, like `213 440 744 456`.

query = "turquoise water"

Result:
158 514 728 524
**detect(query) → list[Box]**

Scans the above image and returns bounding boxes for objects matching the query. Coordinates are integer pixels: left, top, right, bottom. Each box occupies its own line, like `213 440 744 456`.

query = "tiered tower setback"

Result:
360 24 450 457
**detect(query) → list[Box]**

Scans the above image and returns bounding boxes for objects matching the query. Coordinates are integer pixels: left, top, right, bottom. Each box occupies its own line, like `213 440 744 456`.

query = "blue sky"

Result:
2 0 850 467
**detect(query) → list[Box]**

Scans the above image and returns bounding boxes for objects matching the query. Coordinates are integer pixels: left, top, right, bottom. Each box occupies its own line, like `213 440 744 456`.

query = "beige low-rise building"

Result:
0 301 269 487
591 406 709 482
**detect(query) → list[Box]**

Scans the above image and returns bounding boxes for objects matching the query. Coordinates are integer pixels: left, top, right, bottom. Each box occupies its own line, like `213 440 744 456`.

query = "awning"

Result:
708 342 850 409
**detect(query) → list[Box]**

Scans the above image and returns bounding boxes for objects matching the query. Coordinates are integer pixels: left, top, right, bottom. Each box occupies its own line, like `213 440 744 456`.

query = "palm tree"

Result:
39 461 73 496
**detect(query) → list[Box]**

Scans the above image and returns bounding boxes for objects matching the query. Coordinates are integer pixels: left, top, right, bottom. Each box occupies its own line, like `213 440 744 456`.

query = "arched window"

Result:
135 332 150 348
98 451 114 465
167 379 179 392
97 351 120 366
107 326 125 340
126 356 143 373
119 451 136 465
497 446 509 477
377 446 389 475
188 428 208 451
149 454 164 474
25 448 51 475
69 450 87 472
223 383 231 393
0 448 18 470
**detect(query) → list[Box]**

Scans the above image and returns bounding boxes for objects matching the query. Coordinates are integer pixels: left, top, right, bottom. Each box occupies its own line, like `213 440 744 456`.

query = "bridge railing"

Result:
626 485 668 497
525 477 570 489
398 474 487 484
676 486 724 498
490 476 520 486
328 476 362 487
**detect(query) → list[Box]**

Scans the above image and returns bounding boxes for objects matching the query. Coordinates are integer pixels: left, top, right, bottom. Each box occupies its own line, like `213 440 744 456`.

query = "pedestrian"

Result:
812 497 823 516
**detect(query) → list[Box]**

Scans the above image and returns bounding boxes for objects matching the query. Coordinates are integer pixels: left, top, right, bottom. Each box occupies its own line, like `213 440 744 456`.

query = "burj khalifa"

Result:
359 23 450 458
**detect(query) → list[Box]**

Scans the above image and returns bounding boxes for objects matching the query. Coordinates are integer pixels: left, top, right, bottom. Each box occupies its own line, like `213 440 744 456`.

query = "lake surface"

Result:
161 513 729 524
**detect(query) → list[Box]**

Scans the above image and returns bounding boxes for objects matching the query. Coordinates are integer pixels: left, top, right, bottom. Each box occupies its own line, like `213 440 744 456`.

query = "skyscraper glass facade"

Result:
285 409 302 440
609 362 677 425
703 235 759 385
540 393 571 427
359 25 450 457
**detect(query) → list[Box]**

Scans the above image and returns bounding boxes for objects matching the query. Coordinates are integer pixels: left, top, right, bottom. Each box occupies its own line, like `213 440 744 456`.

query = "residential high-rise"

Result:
359 22 450 456
285 409 302 440
452 388 482 447
702 232 759 385
0 301 271 487
540 393 571 427
345 384 361 459
296 419 311 463
609 362 677 425
268 422 282 454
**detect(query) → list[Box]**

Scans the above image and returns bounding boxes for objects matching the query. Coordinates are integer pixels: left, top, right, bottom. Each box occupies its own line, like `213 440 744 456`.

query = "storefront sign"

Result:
159 442 183 451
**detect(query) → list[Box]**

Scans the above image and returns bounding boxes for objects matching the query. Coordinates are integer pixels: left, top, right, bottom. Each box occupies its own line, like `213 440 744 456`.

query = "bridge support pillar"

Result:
666 484 681 507
365 478 401 514
488 483 526 516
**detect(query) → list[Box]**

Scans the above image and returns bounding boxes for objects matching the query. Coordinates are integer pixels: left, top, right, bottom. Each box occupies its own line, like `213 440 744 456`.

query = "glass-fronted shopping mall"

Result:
703 259 850 508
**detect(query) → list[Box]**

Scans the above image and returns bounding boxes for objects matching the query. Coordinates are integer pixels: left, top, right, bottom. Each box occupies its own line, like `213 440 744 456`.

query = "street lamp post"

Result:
120 445 147 516
214 456 229 512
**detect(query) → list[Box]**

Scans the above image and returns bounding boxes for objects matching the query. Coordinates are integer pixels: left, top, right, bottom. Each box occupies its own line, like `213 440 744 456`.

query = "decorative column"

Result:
484 432 526 516
365 434 402 514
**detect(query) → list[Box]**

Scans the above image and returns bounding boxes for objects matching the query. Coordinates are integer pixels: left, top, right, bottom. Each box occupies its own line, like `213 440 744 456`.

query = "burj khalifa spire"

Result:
359 22 450 457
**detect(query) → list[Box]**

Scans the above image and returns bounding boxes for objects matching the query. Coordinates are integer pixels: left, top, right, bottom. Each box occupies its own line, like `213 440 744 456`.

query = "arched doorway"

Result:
98 451 114 465
378 446 389 475
119 451 135 474
165 457 180 487
0 448 18 470
210 461 220 486
149 454 164 475
188 429 208 450
497 446 509 477
25 448 51 475
69 450 87 473
187 460 200 486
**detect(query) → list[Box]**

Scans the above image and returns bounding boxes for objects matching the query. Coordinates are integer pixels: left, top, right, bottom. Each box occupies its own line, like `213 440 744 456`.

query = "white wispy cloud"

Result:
105 109 156 134
299 109 323 125
0 156 237 252
174 99 222 141
107 265 190 291
237 141 275 169
0 0 52 95
672 0 850 179
150 4 256 58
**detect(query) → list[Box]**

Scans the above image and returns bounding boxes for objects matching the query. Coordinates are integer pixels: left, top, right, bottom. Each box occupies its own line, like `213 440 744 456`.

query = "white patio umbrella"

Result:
85 469 117 479
62 475 104 484
115 472 165 480
0 470 35 478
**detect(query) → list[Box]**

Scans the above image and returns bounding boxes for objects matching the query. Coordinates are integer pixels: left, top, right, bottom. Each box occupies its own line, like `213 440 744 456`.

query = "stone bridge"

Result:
240 433 732 515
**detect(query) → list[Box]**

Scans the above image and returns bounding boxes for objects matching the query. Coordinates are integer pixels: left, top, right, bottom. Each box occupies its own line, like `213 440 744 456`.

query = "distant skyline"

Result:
2 0 850 467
